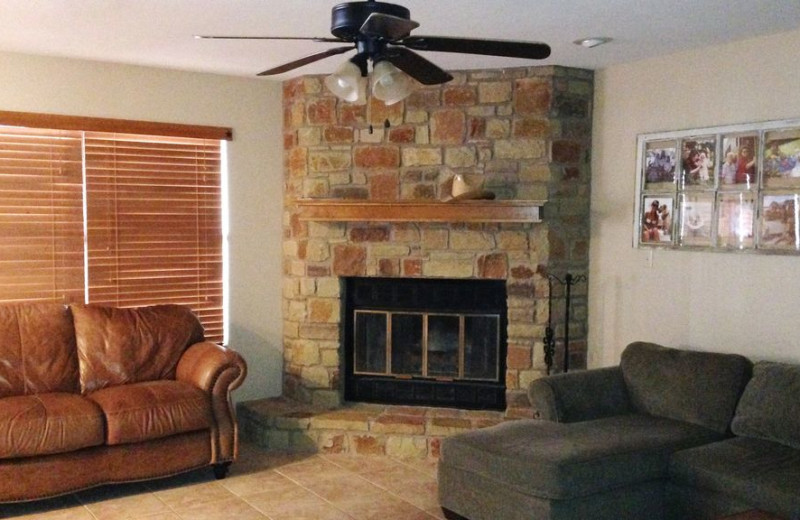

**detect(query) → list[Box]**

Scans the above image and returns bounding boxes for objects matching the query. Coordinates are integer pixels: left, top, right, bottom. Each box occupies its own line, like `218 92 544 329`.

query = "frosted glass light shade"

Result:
324 60 367 104
371 60 416 105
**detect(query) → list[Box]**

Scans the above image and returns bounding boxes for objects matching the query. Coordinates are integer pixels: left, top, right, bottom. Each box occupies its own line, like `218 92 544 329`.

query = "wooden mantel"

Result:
293 199 545 223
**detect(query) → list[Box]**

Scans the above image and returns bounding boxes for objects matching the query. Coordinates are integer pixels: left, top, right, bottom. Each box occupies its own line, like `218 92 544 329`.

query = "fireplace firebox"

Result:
343 277 507 410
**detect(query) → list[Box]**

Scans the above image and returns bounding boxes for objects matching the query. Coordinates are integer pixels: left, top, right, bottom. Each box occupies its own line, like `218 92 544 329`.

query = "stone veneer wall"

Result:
282 65 592 418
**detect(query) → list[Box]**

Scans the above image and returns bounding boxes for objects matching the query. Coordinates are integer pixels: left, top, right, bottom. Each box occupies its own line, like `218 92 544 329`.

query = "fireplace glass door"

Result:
345 277 507 410
354 311 500 382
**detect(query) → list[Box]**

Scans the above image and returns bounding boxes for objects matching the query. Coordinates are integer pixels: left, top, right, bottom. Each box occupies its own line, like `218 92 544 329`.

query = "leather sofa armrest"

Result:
528 366 631 423
177 341 247 393
176 341 247 462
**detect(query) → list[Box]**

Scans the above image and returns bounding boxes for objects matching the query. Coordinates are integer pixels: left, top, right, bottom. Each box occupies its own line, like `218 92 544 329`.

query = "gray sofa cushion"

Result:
621 342 752 433
731 361 800 449
665 482 752 520
440 414 723 500
528 366 631 423
439 466 667 520
670 437 800 518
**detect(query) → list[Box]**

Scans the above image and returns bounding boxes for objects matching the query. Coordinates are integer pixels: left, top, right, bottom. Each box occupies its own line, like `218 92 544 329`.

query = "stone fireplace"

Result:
282 65 593 419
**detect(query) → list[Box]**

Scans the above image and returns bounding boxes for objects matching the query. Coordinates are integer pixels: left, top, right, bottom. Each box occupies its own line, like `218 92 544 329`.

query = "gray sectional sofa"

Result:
438 342 800 520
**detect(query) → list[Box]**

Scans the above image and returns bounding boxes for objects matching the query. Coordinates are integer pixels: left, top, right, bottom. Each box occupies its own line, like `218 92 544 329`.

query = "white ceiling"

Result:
0 0 799 80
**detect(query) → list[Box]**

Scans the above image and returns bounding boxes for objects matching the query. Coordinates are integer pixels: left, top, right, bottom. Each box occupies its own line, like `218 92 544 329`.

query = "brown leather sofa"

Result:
0 302 247 503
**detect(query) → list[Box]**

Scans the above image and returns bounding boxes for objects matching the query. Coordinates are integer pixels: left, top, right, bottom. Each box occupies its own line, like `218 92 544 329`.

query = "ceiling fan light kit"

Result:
200 0 551 105
324 59 368 104
370 59 417 105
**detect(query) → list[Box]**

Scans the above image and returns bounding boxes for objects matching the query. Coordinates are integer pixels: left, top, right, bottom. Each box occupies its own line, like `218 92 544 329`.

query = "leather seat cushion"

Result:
89 380 212 445
0 393 104 459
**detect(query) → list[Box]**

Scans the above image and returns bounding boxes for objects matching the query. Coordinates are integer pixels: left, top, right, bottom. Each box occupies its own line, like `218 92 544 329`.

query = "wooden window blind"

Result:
0 127 85 303
0 117 226 344
84 133 224 342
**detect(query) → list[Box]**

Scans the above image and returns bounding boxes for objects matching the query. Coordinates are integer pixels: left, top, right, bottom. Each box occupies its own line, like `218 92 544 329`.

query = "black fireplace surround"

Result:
343 277 507 410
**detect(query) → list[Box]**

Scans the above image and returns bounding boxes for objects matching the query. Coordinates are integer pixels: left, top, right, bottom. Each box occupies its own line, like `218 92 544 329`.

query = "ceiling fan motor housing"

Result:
245 0 550 81
331 1 411 40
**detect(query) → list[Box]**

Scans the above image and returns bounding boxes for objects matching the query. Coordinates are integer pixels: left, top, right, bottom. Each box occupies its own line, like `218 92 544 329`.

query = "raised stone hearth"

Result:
238 397 506 458
250 64 593 453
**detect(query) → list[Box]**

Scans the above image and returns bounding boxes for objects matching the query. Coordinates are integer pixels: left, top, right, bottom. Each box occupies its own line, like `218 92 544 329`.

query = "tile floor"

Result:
0 442 449 520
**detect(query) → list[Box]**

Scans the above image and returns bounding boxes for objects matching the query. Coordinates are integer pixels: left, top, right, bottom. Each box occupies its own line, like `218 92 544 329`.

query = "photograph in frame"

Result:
640 195 674 245
760 193 799 250
717 192 755 249
763 129 800 188
720 133 758 188
679 193 714 247
680 136 716 189
643 140 677 191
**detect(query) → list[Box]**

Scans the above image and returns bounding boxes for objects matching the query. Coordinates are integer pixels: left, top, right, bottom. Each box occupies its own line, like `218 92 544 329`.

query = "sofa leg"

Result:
213 462 231 480
442 508 469 520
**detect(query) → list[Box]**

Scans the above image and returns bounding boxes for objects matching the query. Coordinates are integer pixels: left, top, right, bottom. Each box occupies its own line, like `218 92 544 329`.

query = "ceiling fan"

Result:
198 0 551 104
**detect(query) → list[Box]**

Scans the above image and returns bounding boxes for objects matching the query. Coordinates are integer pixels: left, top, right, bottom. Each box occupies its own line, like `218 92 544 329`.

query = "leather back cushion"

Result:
621 342 752 433
0 303 79 397
72 304 204 393
732 362 800 449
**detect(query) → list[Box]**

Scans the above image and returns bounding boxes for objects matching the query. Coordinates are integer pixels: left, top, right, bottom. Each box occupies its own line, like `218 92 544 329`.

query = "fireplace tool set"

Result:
543 273 587 375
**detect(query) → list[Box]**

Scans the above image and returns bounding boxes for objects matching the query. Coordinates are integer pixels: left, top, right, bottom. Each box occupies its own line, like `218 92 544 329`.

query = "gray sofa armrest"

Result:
528 366 631 423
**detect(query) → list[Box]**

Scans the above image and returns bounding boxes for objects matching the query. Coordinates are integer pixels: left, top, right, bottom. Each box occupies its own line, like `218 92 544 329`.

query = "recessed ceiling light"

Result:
573 37 612 49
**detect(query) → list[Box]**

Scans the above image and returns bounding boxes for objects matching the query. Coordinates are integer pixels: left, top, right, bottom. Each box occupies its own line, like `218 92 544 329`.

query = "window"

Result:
0 112 231 343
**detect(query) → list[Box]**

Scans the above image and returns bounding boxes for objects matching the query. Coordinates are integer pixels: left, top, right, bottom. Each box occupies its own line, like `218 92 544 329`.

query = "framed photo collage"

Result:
635 119 800 253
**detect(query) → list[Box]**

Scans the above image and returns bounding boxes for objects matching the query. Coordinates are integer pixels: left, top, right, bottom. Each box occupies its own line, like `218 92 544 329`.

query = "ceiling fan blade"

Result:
257 46 354 76
401 36 551 60
383 47 453 85
195 35 342 43
359 13 419 41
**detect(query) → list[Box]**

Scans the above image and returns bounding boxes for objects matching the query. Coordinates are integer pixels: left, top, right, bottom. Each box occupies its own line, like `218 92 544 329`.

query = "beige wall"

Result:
590 28 800 367
0 51 285 401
